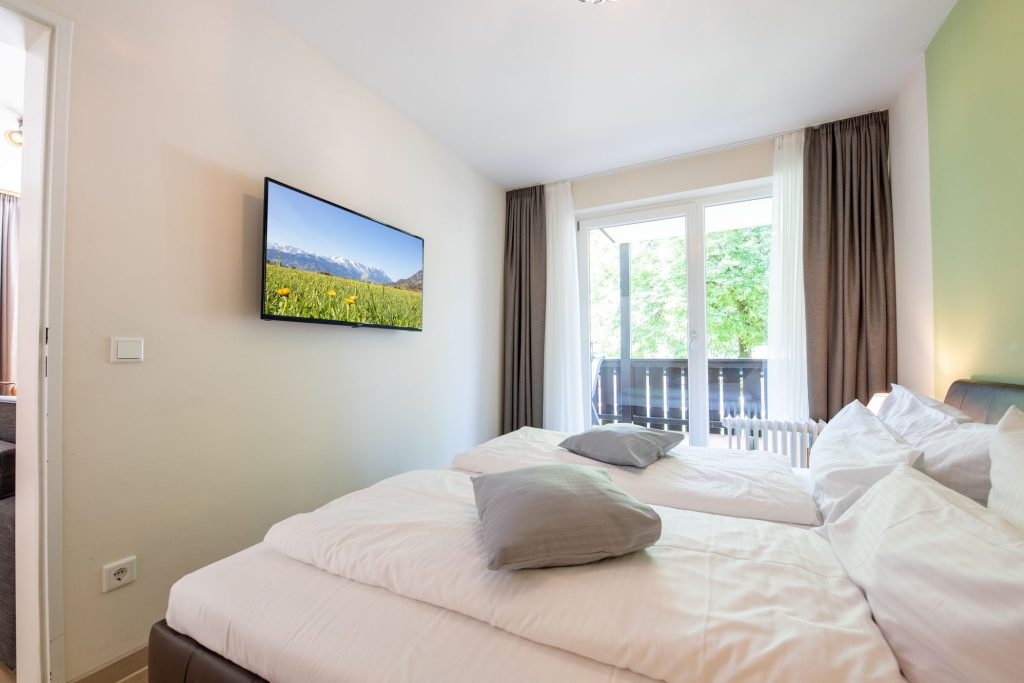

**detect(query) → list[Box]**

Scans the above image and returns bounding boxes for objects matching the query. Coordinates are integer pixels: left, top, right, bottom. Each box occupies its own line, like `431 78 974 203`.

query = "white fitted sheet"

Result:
166 543 655 683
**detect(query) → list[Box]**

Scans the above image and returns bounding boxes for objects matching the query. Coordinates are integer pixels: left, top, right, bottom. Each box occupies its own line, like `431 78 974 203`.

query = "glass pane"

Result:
704 198 772 437
588 230 621 360
628 219 689 434
627 219 687 360
587 217 689 433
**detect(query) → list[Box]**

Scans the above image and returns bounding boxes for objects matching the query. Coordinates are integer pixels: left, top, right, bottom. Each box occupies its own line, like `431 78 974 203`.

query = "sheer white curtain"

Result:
0 193 17 397
543 181 588 433
766 132 809 419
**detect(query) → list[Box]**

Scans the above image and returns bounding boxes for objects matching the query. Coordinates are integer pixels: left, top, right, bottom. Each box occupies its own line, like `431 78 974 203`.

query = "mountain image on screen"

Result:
267 242 394 284
262 179 424 330
392 270 423 292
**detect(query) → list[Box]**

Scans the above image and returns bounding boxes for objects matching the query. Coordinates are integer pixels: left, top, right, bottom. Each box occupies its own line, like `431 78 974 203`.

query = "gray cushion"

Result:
0 442 13 500
0 401 13 444
559 423 684 468
0 495 13 668
472 464 662 570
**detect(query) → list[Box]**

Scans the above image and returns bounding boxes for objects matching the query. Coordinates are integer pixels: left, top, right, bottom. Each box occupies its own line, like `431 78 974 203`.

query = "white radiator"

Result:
720 416 827 468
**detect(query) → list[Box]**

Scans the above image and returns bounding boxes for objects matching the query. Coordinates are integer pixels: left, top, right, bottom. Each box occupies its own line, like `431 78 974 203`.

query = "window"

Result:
580 188 772 446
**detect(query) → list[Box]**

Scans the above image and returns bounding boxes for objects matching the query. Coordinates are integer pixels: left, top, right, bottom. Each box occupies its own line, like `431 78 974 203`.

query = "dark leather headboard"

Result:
944 380 1024 424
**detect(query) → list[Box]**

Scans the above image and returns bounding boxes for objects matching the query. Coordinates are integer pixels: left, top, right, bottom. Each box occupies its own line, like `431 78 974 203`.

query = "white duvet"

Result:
265 469 904 683
453 427 821 525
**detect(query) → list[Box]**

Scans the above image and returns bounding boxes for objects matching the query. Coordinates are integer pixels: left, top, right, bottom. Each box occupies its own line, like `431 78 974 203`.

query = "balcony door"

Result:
579 189 772 447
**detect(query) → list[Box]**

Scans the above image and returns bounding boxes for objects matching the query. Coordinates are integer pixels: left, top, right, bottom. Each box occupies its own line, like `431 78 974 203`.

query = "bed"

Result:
150 379 1024 683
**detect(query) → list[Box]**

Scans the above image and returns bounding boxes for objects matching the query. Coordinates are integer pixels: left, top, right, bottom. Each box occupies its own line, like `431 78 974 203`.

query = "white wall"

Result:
889 57 936 398
571 140 774 211
34 0 505 677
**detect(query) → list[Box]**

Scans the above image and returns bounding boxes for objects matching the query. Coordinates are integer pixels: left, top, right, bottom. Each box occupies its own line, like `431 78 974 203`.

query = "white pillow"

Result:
989 405 1024 530
826 465 1024 683
809 400 921 522
877 384 993 503
879 383 974 424
878 384 961 441
912 423 994 504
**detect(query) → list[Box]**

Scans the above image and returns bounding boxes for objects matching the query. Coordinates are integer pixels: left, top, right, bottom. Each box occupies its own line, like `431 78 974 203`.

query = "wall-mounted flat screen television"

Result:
261 178 424 331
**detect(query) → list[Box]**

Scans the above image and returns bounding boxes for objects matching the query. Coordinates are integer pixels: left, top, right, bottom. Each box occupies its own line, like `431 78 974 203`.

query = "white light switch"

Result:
111 337 144 362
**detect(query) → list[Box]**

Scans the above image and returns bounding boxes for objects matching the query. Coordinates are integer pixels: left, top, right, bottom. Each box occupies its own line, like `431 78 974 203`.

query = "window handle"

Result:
688 331 698 349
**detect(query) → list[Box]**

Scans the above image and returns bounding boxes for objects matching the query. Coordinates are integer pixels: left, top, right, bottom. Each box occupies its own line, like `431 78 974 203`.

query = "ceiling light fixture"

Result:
578 0 617 4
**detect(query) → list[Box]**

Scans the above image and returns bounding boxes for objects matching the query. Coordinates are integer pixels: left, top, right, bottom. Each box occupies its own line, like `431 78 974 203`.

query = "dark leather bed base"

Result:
149 620 267 683
943 379 1024 424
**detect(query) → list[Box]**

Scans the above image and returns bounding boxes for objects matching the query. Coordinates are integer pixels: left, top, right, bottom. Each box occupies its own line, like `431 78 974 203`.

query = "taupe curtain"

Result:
502 186 546 432
803 112 896 421
0 193 16 397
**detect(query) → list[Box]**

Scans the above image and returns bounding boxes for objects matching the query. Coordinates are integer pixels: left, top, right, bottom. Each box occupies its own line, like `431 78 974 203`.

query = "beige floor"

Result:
0 668 152 683
0 665 145 683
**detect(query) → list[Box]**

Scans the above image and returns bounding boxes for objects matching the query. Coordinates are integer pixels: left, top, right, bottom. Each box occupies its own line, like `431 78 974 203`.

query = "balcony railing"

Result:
592 358 767 433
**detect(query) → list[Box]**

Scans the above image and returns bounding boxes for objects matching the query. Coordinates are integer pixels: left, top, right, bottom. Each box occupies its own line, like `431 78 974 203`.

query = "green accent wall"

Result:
927 0 1024 393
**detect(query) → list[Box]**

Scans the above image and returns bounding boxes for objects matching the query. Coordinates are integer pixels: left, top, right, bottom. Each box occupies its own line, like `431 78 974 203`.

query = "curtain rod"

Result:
557 106 890 187
0 189 20 198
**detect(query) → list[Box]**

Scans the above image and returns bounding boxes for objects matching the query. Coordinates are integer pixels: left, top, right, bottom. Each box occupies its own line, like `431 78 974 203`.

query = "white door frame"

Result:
576 181 771 447
0 0 71 680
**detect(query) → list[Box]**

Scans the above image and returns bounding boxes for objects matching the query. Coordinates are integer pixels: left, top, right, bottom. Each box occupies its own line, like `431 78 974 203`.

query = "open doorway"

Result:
0 26 21 683
0 1 70 681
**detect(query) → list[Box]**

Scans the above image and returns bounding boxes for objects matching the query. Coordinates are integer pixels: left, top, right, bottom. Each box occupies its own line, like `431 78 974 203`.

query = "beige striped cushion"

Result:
559 424 684 468
472 464 662 570
989 406 1024 530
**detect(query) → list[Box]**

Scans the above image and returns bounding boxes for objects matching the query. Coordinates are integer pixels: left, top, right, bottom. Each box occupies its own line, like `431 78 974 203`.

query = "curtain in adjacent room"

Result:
542 181 588 434
502 186 546 432
0 193 16 397
804 112 897 421
766 131 809 420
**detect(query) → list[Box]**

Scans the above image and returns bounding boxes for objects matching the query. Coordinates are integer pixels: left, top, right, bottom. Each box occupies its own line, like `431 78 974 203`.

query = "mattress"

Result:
166 543 655 683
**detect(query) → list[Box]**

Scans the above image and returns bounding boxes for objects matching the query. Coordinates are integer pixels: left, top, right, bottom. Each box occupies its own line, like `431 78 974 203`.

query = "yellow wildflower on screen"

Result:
276 288 291 296
344 295 358 305
327 290 337 297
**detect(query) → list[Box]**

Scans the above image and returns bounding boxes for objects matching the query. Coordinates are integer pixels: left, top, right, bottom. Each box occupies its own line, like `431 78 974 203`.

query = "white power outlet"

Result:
102 556 137 593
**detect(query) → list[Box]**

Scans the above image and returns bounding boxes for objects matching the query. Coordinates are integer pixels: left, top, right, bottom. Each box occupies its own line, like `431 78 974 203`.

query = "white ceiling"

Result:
258 0 957 189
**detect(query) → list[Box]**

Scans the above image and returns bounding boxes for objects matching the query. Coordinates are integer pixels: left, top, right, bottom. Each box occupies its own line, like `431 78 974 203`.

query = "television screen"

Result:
261 178 424 331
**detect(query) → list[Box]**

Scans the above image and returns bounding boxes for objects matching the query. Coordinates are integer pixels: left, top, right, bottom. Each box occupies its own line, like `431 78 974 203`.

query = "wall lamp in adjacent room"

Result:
4 119 22 148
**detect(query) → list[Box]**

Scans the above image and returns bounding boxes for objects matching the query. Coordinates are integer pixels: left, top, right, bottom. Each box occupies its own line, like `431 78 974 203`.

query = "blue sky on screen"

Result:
266 181 423 281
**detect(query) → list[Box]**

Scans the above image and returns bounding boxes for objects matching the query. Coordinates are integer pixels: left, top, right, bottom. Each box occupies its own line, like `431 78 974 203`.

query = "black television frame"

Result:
260 177 425 332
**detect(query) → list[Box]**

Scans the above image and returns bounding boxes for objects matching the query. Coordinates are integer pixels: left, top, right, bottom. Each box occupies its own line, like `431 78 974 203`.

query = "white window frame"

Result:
576 181 772 446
